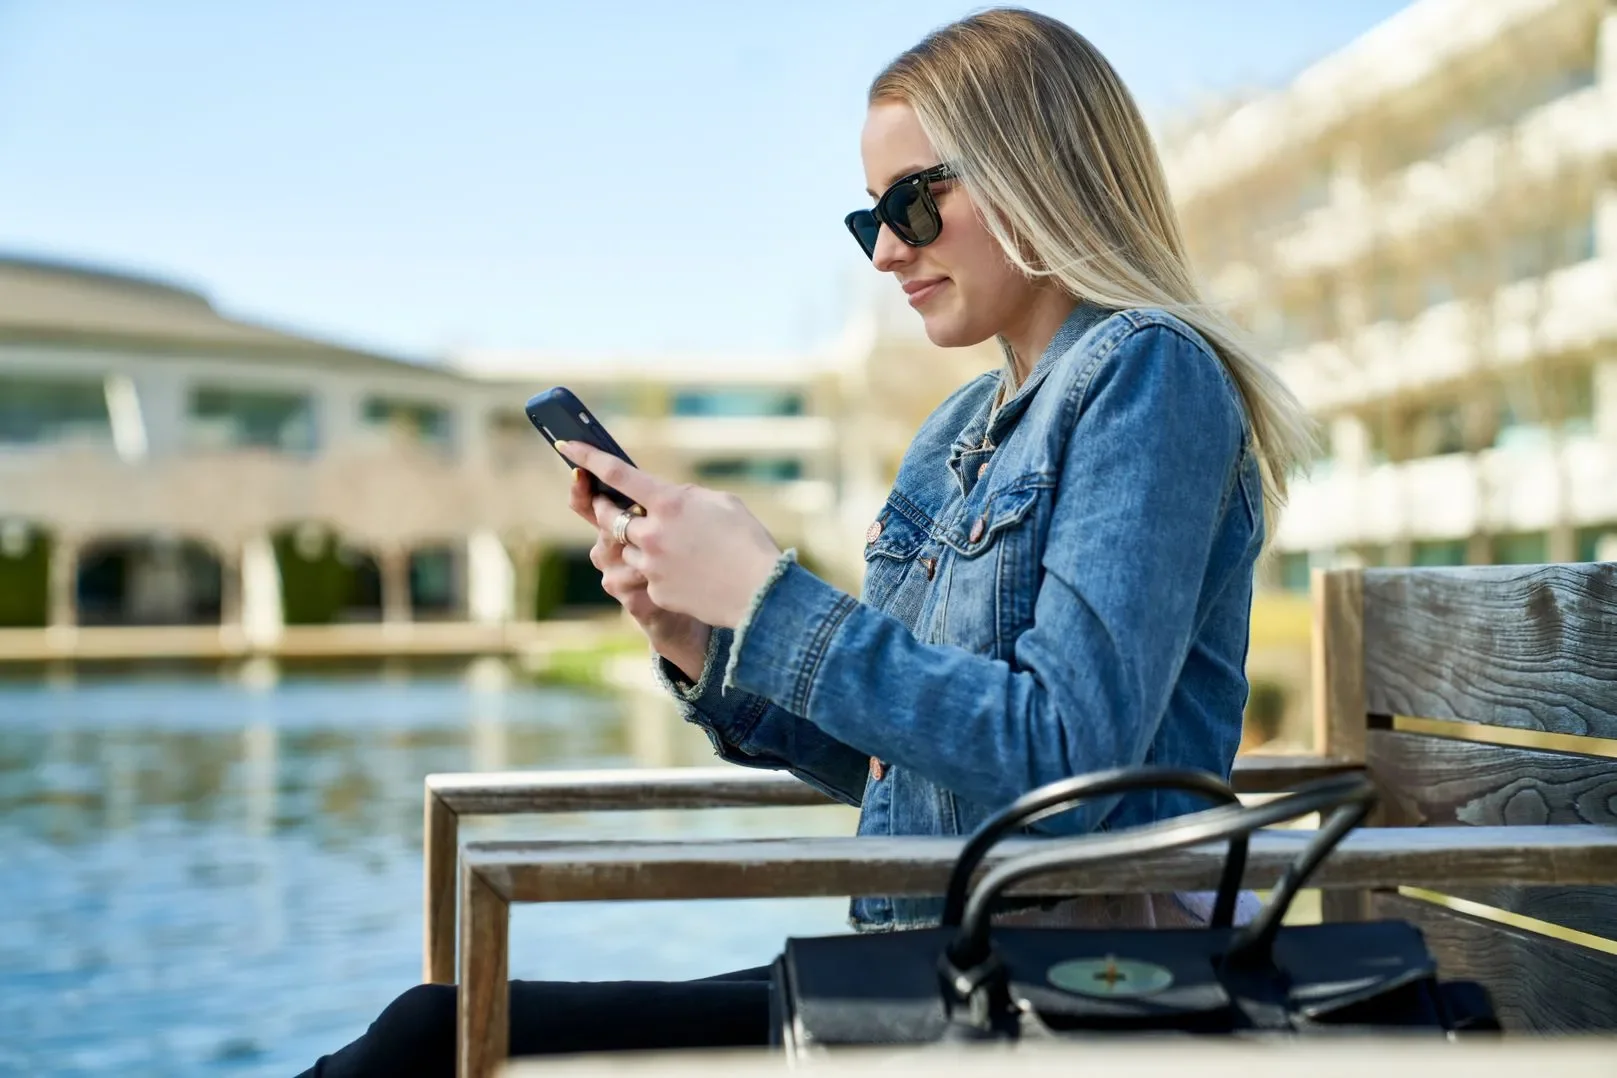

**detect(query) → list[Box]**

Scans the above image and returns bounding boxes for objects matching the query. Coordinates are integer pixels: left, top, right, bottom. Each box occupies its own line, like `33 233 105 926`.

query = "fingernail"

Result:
571 468 582 482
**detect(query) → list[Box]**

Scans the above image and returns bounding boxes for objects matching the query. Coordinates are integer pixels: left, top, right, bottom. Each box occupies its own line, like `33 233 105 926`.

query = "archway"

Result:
76 535 223 626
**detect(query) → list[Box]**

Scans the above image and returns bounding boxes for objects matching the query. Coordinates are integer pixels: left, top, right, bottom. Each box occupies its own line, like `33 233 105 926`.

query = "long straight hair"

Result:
871 7 1316 533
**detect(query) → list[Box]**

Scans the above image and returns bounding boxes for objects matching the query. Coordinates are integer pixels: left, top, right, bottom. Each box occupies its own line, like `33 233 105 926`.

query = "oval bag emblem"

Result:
1046 957 1174 998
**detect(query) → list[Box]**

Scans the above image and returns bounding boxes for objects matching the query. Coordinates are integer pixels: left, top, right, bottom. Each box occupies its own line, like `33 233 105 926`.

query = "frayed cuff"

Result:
722 548 797 693
651 624 727 703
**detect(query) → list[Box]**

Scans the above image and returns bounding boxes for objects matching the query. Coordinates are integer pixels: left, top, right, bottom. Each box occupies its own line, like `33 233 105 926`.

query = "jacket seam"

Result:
791 592 860 717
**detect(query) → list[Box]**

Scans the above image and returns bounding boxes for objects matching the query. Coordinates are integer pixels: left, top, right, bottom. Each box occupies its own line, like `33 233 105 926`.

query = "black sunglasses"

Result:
844 163 958 260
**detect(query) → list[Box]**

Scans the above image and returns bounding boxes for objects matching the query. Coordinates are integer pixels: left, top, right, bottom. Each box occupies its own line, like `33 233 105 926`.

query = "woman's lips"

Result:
904 278 948 308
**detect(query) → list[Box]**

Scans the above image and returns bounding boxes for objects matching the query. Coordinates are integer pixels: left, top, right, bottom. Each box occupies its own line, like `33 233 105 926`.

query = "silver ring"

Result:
611 508 636 546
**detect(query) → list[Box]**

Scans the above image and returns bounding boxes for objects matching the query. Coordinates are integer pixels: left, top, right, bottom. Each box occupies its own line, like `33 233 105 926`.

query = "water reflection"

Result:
0 663 854 1077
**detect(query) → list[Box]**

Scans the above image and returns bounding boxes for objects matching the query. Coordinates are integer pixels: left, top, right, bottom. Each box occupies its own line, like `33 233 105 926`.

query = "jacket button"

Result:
920 556 936 580
865 519 883 544
969 517 986 543
869 757 885 781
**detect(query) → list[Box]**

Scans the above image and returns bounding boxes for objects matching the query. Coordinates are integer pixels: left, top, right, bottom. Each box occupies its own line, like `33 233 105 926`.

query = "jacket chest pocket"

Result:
937 484 1045 655
860 503 932 623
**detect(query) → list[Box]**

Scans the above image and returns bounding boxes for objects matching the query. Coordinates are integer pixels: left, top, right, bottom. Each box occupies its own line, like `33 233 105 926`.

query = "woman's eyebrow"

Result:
865 163 930 199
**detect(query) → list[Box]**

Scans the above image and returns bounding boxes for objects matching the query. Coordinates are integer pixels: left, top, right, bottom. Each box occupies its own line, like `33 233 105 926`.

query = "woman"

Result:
299 7 1312 1075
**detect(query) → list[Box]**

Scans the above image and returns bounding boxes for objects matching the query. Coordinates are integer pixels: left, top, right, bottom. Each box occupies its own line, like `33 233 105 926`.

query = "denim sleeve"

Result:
651 625 868 806
721 324 1248 834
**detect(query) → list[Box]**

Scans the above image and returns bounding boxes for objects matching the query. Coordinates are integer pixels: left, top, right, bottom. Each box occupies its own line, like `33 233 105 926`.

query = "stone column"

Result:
240 533 285 648
380 545 412 626
47 534 79 633
465 529 514 625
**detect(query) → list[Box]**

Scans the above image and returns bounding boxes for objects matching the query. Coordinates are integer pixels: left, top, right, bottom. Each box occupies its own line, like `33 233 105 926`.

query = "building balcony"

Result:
1277 434 1617 550
1271 84 1612 278
1275 253 1617 411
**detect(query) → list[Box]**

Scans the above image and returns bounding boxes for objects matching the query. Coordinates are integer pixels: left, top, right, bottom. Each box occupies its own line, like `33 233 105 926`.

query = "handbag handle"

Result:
940 767 1247 930
943 771 1376 982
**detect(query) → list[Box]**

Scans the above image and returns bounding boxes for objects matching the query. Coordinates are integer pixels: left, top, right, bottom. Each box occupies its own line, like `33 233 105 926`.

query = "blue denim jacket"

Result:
657 303 1264 929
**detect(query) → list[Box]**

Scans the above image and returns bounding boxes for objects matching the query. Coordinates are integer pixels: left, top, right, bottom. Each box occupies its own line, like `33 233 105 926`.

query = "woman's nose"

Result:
870 225 912 273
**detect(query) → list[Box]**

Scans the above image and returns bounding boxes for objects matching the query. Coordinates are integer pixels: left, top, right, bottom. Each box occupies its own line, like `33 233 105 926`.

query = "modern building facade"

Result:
0 255 905 645
1164 0 1617 585
1160 0 1617 740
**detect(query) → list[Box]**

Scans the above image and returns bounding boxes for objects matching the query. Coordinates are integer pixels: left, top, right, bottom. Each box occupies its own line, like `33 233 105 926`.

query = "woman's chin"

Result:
919 309 986 350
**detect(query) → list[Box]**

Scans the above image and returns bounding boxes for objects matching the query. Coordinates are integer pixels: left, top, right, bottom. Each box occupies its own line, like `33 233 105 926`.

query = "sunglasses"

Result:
844 163 958 260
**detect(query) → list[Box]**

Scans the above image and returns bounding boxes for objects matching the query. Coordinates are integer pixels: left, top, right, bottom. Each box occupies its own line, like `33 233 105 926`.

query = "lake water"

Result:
0 663 856 1076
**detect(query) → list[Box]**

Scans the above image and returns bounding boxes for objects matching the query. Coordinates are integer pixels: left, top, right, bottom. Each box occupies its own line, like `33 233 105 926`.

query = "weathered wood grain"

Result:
1365 729 1617 827
462 825 1617 905
1372 891 1617 1032
1311 568 1367 762
424 790 459 984
1361 564 1617 738
459 865 510 1078
1440 885 1617 944
426 767 833 815
426 758 1352 819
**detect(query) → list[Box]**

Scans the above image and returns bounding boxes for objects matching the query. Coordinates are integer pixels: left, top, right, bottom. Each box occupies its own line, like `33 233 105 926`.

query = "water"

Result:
0 664 856 1076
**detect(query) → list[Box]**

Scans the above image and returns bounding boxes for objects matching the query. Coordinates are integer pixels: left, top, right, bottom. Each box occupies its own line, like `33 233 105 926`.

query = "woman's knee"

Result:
367 983 456 1062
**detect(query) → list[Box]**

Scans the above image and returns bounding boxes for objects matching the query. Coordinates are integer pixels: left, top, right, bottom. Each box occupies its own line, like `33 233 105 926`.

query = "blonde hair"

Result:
871 7 1316 534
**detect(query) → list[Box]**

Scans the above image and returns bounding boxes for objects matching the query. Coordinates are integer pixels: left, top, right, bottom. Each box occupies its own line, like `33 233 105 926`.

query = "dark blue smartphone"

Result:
524 387 639 511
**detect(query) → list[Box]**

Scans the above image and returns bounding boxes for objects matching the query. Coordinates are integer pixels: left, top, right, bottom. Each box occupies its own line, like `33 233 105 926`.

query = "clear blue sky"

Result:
0 1 1411 363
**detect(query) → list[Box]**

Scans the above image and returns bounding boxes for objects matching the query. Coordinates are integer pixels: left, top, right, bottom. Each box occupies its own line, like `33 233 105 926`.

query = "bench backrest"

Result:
1311 562 1617 1031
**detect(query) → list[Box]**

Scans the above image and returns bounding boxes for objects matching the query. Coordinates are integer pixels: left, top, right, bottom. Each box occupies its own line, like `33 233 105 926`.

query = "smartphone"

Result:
524 386 639 511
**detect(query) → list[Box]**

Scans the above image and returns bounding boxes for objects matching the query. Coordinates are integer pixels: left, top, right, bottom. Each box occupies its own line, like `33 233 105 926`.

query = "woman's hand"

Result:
566 468 711 680
557 441 784 630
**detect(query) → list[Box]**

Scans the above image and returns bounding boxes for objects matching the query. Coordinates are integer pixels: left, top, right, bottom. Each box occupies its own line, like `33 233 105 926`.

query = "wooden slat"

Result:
1360 563 1617 739
1365 729 1617 826
464 825 1617 904
1441 885 1617 945
1228 754 1361 791
427 767 834 815
1372 891 1617 1032
426 757 1347 817
424 790 459 984
460 865 510 1078
1310 568 1367 762
500 1040 1617 1078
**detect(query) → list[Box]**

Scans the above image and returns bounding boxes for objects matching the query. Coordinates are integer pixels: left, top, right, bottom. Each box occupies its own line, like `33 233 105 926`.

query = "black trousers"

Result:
297 966 773 1078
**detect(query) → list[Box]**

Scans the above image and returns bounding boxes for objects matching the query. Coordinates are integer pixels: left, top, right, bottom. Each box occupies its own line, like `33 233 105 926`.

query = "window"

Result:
670 387 805 418
1411 539 1468 567
189 387 315 453
1576 526 1617 564
1489 531 1547 565
363 396 454 452
692 457 803 483
1278 552 1311 593
1410 400 1467 457
1495 365 1595 448
0 375 112 446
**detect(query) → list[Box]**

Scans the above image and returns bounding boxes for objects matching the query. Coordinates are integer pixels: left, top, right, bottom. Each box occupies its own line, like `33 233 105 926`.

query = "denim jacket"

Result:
656 302 1264 929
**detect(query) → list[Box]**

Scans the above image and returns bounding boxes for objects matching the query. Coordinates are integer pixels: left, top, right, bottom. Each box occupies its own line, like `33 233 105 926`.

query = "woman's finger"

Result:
555 441 665 509
567 469 595 524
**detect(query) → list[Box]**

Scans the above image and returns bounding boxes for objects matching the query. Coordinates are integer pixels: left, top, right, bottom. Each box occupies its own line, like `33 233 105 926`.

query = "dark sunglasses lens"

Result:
882 182 940 246
845 211 880 258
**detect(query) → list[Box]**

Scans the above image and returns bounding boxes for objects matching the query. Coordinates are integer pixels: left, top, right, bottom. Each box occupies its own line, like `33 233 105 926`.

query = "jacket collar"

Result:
951 299 1114 454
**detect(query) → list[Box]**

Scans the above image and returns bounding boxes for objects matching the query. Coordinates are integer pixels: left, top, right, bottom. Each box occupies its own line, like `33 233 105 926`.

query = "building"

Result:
1162 0 1617 736
0 254 878 651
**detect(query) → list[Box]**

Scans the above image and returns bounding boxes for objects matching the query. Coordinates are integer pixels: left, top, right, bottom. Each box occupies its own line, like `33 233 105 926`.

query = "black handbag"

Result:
771 767 1497 1056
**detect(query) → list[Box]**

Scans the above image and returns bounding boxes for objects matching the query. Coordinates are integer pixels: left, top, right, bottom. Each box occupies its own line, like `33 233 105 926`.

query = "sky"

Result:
0 1 1413 364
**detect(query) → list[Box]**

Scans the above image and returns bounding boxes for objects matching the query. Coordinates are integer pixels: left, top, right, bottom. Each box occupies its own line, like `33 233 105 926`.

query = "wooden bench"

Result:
1310 563 1617 1030
434 561 1617 1076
